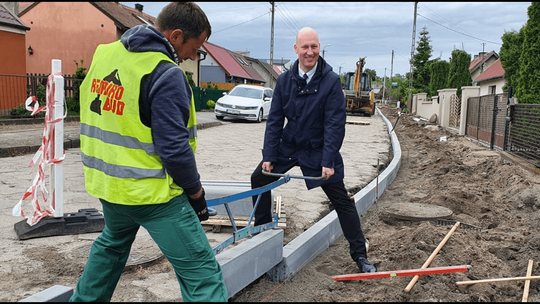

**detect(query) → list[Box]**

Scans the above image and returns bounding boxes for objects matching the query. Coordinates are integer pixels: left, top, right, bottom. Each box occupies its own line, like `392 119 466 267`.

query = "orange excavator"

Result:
342 57 375 116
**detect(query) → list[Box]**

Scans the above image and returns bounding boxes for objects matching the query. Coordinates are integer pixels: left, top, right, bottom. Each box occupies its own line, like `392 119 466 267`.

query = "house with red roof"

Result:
469 51 499 81
469 50 506 94
15 2 206 84
201 41 281 89
473 58 505 95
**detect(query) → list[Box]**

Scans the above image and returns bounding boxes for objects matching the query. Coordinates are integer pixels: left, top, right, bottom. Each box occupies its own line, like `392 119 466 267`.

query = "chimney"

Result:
135 3 143 13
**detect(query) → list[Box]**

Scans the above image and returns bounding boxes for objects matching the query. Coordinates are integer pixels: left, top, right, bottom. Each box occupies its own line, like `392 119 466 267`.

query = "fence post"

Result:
51 60 64 217
503 88 514 151
490 95 499 150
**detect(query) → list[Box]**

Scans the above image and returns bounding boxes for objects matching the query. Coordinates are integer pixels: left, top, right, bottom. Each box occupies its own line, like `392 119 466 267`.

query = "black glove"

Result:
188 188 209 222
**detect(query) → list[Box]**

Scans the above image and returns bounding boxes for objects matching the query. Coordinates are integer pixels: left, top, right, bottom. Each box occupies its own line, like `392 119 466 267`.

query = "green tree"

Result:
500 30 524 93
387 74 407 102
516 2 540 104
411 26 433 94
364 68 377 81
447 49 472 96
428 59 450 97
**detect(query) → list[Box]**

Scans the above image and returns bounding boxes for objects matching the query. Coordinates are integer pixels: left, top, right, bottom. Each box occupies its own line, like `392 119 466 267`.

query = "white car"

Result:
214 84 273 123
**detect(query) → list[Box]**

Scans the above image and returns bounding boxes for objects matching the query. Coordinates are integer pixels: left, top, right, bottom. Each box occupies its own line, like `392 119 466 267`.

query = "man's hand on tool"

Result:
188 187 209 222
262 162 273 173
322 167 334 180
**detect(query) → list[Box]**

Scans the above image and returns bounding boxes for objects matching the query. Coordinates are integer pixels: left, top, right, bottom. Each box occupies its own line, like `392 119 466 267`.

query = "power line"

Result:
213 12 270 34
419 4 470 36
275 6 300 34
417 13 501 45
277 2 303 31
393 50 410 62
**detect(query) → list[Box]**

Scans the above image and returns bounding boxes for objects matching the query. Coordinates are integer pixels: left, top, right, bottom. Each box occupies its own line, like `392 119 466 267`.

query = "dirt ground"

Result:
230 104 540 302
1 104 540 302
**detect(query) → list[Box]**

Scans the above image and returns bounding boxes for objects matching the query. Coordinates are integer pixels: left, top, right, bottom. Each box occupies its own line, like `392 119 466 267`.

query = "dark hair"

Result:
155 2 211 43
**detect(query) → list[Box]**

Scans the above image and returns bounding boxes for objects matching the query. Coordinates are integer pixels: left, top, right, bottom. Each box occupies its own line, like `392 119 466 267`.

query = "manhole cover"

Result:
384 202 453 221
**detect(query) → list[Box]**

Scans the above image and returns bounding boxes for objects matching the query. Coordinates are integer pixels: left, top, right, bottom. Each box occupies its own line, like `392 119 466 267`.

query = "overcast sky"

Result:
121 2 530 79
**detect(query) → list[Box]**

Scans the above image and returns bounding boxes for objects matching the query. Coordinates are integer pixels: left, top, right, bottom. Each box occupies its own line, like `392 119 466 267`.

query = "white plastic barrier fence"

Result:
12 59 66 225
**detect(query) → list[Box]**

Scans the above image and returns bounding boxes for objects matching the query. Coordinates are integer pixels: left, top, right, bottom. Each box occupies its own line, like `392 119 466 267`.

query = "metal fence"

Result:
192 87 228 111
466 93 507 150
0 73 228 116
0 73 81 118
506 104 540 167
465 92 540 168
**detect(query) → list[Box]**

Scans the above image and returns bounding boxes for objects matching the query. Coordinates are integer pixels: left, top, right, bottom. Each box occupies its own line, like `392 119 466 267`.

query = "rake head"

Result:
432 219 482 232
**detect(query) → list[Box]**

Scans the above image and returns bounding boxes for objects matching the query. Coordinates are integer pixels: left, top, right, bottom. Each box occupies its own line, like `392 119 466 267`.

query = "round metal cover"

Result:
384 202 453 221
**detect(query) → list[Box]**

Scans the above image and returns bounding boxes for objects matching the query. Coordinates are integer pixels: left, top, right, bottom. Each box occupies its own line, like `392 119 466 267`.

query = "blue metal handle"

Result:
262 169 327 180
207 169 325 255
205 177 290 207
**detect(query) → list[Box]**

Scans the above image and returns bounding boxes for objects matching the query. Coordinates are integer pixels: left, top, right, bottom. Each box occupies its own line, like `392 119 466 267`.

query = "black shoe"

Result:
357 257 376 273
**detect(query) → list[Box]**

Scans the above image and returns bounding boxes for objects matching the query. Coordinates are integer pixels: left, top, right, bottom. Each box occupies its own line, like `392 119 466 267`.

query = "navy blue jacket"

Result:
120 25 201 196
262 57 347 189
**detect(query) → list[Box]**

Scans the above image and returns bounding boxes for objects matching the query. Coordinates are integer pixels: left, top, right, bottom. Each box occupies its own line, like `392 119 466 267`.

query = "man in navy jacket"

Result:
250 27 376 273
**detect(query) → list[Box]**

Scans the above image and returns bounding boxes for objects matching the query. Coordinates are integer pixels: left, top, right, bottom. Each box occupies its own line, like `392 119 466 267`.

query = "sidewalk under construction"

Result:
15 108 401 301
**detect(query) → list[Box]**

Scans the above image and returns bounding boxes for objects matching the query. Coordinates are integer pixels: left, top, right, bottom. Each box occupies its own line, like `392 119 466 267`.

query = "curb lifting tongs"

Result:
206 170 326 255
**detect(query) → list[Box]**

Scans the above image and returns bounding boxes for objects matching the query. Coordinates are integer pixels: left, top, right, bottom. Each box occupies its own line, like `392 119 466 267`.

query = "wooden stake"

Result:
522 259 534 302
404 221 460 292
457 275 540 286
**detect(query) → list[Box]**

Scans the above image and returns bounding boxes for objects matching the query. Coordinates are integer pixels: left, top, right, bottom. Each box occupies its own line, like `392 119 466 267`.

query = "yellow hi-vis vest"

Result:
80 40 197 205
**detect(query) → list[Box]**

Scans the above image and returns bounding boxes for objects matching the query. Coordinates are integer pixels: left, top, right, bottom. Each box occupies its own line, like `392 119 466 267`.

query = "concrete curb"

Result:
0 138 80 158
0 120 220 158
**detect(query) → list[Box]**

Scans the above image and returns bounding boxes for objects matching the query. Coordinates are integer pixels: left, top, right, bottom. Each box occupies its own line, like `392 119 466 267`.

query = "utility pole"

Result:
408 2 418 113
382 68 386 103
269 2 275 88
390 50 394 102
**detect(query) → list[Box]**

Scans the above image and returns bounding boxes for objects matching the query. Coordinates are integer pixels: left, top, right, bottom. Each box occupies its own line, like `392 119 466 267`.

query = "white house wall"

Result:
479 78 505 95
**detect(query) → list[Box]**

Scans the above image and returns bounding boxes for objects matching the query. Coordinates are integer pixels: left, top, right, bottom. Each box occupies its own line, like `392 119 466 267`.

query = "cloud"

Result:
120 1 530 78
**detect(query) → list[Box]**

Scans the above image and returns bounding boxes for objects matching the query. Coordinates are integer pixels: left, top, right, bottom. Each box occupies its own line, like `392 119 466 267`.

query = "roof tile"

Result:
203 41 265 81
474 59 504 82
0 2 29 30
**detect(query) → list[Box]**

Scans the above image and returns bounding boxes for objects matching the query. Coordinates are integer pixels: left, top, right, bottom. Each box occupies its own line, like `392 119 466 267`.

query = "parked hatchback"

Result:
214 84 273 123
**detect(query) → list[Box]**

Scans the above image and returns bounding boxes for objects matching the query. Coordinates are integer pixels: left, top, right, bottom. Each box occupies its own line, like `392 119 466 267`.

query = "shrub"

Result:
10 83 46 117
66 97 80 115
206 99 216 110
204 82 219 90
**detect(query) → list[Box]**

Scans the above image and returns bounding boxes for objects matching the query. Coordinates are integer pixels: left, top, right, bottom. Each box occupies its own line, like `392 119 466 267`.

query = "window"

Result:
235 55 248 66
264 90 273 98
489 85 496 94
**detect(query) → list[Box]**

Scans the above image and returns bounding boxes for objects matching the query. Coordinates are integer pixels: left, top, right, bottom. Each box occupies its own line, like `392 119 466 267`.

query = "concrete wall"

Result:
414 86 483 136
415 92 439 123
437 88 458 128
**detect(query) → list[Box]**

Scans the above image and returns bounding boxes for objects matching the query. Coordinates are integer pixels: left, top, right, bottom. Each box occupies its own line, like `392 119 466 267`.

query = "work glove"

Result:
188 187 209 222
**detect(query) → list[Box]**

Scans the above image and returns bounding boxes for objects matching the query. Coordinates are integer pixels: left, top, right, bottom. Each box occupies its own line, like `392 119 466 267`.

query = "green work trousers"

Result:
69 194 228 302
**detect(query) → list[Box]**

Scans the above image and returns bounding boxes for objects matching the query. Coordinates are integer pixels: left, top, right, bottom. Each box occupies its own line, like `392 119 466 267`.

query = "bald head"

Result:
294 27 321 73
296 27 319 44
